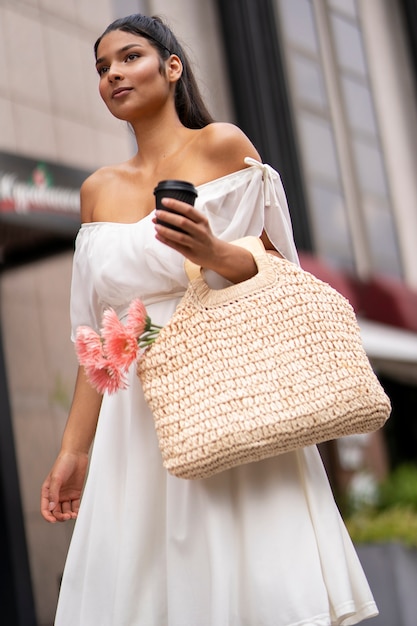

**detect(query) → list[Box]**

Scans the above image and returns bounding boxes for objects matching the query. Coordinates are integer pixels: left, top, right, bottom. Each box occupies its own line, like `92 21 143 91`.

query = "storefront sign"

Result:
0 151 90 234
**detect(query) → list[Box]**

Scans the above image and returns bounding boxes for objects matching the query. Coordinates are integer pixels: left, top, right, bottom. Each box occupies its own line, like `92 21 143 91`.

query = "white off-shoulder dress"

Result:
55 159 378 626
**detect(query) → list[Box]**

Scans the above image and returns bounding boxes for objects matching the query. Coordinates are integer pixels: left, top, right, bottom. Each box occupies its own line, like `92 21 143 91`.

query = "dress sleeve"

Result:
243 158 299 264
197 158 299 265
69 228 104 341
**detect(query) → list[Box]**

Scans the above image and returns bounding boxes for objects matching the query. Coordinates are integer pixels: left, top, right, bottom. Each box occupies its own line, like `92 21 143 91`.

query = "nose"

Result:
107 64 124 82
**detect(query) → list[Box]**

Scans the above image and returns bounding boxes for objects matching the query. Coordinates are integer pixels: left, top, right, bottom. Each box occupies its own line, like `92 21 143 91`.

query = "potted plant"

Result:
344 464 417 626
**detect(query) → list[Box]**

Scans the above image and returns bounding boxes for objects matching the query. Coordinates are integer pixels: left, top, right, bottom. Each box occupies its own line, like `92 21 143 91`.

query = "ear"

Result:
166 54 183 84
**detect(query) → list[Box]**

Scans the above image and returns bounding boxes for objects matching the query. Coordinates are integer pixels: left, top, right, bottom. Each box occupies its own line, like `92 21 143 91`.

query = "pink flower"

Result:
101 308 138 370
125 298 148 337
84 362 128 395
74 298 162 396
75 326 105 368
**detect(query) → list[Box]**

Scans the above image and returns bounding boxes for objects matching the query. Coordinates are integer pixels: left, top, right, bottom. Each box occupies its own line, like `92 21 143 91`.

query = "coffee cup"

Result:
154 180 198 232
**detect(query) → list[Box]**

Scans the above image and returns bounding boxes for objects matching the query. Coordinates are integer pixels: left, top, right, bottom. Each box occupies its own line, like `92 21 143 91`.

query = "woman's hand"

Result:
154 198 258 283
41 450 89 523
154 197 216 264
41 366 101 523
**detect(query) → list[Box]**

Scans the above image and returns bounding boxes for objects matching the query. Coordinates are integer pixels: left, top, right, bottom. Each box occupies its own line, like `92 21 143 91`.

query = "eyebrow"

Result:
95 43 145 67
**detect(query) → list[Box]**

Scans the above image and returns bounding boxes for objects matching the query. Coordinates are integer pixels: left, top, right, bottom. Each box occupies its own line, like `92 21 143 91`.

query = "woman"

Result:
41 14 378 626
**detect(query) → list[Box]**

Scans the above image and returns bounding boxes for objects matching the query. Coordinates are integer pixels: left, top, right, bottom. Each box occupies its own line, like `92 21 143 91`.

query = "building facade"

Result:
0 1 416 624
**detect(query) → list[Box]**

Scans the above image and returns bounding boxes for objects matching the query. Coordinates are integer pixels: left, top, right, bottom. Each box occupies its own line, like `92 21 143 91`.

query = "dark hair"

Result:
94 14 214 129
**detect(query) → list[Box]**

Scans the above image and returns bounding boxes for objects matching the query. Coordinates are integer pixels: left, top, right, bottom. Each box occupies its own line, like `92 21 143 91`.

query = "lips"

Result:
111 87 133 99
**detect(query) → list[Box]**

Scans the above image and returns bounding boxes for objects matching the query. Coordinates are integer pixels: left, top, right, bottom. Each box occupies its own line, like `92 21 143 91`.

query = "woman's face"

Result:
95 29 172 122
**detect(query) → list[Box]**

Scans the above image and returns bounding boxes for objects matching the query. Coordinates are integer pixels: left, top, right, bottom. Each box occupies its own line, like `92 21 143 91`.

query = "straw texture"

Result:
137 237 391 480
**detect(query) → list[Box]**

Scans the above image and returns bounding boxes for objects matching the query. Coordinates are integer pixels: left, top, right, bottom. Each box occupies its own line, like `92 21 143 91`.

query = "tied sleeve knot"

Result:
244 157 275 207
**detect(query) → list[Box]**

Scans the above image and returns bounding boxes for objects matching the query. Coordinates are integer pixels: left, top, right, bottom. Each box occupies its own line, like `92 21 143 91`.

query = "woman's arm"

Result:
154 123 282 282
60 366 102 455
41 172 104 522
41 366 102 523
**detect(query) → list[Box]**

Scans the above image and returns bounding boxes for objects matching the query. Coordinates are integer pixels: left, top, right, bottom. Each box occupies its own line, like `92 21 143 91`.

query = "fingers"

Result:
42 498 77 523
155 198 202 232
154 198 217 269
47 475 61 518
155 201 208 241
49 504 75 523
41 475 77 523
40 451 87 523
60 500 78 521
41 479 57 523
161 197 197 218
70 497 81 516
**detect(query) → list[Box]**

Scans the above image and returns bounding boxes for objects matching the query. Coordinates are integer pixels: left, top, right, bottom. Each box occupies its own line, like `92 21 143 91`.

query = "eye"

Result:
97 66 109 76
125 53 140 63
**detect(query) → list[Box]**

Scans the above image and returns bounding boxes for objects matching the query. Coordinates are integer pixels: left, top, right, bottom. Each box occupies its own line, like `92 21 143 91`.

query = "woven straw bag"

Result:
137 236 391 480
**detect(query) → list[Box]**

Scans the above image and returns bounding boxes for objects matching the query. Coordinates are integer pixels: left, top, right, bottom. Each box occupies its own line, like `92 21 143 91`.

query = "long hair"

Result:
94 14 214 129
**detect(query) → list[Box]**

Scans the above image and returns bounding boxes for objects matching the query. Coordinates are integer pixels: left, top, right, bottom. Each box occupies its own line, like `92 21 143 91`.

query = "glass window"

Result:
275 0 402 277
341 77 377 137
353 139 388 197
298 114 340 182
310 184 354 269
330 14 367 76
291 55 327 109
278 0 318 53
328 0 358 19
363 197 402 275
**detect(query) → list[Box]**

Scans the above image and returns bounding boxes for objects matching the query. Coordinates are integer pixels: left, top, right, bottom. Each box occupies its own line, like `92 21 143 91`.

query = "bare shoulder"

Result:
197 123 261 178
79 164 124 223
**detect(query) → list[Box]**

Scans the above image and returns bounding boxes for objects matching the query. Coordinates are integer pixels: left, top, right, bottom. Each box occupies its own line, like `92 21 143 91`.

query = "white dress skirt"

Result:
55 159 378 625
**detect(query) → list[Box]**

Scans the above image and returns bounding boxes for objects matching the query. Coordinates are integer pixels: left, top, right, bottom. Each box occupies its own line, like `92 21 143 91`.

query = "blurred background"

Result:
0 0 416 624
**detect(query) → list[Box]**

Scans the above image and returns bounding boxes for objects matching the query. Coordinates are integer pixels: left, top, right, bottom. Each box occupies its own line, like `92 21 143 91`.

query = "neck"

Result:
130 108 190 168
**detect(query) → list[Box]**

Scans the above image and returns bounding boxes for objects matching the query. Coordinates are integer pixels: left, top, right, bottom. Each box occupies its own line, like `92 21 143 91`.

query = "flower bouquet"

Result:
75 299 161 394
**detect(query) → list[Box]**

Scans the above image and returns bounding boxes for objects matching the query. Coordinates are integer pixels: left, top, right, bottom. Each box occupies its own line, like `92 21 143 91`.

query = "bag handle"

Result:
184 236 266 281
